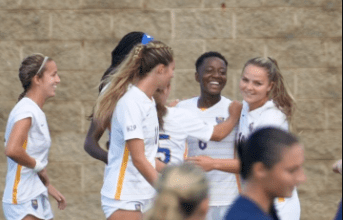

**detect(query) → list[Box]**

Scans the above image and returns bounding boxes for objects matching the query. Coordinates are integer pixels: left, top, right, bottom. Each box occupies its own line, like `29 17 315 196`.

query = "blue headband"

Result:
142 34 154 45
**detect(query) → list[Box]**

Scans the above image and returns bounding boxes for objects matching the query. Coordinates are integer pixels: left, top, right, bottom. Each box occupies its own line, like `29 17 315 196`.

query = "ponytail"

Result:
93 41 173 129
242 57 295 121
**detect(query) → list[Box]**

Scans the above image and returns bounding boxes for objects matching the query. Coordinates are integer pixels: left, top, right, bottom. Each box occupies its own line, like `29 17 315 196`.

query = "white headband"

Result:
37 56 49 75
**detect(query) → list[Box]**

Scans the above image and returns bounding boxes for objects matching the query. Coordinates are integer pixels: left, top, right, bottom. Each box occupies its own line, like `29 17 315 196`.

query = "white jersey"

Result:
237 100 301 220
177 97 240 207
3 98 50 205
101 86 159 201
157 107 214 166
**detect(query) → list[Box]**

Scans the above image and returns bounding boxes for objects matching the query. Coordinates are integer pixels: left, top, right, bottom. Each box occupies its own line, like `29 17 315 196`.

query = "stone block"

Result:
236 8 295 39
44 101 82 132
0 133 6 162
81 0 140 9
170 40 204 70
296 8 342 38
47 162 82 194
22 42 83 70
326 39 342 67
0 41 21 71
299 190 342 220
206 39 265 69
144 0 201 9
0 11 49 40
0 101 17 133
54 71 99 101
175 10 232 39
174 70 200 99
0 0 19 9
20 0 80 9
83 162 106 193
0 71 22 101
83 40 116 71
50 193 103 220
52 11 112 40
112 11 172 40
296 68 342 99
204 0 263 8
267 39 326 68
0 161 7 194
326 99 342 129
294 100 326 130
299 130 342 160
264 0 340 7
50 132 94 163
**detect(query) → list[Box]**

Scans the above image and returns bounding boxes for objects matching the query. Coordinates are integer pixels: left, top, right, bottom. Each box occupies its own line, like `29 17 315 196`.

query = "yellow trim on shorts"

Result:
115 144 130 200
12 140 27 204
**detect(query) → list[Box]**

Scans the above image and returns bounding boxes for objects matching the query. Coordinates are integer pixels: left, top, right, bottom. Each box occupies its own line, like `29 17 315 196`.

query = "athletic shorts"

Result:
275 188 301 220
206 205 231 220
101 196 154 219
3 193 53 220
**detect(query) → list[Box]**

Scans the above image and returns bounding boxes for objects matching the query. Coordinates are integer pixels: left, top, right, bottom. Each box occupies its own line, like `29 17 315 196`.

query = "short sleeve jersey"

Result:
237 100 288 145
157 107 214 166
101 86 159 201
225 196 280 220
177 97 239 207
3 98 51 204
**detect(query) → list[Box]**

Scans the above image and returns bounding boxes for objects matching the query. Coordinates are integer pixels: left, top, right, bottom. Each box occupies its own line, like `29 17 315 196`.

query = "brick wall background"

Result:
0 0 342 219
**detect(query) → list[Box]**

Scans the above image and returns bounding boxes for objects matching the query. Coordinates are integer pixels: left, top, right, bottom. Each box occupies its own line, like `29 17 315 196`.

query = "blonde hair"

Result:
242 57 295 121
145 163 209 220
93 41 173 129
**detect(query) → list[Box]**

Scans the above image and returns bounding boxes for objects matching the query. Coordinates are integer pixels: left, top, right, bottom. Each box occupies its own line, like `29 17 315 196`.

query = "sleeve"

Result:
13 105 35 124
181 110 214 142
115 99 144 141
256 109 289 131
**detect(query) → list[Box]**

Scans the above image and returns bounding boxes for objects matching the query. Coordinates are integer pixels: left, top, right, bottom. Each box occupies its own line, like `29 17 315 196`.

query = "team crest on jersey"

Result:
32 199 39 210
216 117 225 124
249 123 254 133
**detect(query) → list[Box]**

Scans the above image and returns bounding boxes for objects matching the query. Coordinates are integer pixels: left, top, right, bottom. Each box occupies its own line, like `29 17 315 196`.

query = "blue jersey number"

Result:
158 147 171 164
199 141 207 150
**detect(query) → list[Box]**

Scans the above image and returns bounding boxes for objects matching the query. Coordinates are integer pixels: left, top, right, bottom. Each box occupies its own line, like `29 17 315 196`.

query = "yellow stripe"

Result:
115 144 130 200
278 197 286 203
12 140 27 204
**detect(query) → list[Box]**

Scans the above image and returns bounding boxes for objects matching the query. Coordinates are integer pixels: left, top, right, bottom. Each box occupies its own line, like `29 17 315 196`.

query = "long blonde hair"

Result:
242 57 295 121
145 164 209 220
93 41 173 129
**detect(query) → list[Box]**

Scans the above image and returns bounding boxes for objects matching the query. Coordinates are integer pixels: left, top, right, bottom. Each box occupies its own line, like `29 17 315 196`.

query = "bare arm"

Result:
48 184 67 210
84 120 108 164
5 118 36 168
188 156 240 174
211 101 243 142
127 139 158 187
155 158 166 173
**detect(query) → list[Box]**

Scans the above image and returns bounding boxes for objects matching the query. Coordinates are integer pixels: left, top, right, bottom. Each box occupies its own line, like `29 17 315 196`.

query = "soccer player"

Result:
3 54 66 220
237 57 300 220
84 32 153 164
93 41 174 220
145 163 210 220
225 128 306 220
177 52 241 220
154 83 242 166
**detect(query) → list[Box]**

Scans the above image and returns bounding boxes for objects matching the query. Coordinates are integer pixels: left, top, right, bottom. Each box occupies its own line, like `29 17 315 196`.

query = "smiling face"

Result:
38 60 60 99
196 57 227 96
156 60 175 89
263 144 306 198
240 64 273 111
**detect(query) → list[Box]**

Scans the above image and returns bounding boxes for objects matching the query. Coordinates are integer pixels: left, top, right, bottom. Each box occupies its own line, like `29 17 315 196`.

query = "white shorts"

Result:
3 193 54 220
101 196 154 219
206 205 231 220
275 188 301 220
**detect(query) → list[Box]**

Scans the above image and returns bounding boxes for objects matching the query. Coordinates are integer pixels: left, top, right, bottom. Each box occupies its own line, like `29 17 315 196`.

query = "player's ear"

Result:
253 162 268 180
195 72 200 83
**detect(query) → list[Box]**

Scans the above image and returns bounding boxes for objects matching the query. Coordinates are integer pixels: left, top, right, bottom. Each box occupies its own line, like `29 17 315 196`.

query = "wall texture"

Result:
0 0 342 219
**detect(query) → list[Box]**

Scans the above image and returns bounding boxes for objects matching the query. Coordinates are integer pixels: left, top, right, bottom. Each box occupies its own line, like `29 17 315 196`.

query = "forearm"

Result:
212 159 241 174
6 147 36 169
84 138 108 164
133 158 159 187
211 117 237 142
155 158 166 173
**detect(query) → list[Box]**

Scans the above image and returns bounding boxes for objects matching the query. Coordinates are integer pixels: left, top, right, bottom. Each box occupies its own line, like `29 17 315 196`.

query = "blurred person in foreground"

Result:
333 160 342 220
225 127 306 220
145 163 209 220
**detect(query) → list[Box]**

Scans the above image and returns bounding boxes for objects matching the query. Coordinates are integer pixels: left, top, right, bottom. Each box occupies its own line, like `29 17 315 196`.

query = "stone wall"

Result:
0 0 342 219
